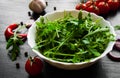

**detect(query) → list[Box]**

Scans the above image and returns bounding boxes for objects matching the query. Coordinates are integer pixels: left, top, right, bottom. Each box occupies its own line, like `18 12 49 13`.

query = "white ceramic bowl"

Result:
27 10 116 70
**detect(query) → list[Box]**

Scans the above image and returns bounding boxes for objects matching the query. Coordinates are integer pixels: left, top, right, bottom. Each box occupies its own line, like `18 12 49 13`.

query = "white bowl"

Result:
27 10 116 70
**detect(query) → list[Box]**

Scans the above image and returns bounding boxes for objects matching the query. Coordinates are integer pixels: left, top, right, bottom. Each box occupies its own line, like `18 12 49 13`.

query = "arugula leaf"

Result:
6 25 25 61
114 25 120 30
35 11 115 63
6 37 14 49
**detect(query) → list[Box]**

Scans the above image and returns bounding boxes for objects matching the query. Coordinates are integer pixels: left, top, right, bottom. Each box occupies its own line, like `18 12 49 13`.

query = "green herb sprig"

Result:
6 25 26 61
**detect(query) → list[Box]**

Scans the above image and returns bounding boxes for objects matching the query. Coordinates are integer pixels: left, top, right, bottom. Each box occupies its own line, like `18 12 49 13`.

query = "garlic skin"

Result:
29 0 46 13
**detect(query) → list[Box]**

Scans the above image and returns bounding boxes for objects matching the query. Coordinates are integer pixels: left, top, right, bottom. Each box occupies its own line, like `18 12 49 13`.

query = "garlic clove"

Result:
37 0 46 10
29 0 46 13
29 1 42 13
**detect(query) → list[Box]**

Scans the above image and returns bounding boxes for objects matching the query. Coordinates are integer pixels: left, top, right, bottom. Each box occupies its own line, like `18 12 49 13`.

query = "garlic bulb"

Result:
29 0 46 13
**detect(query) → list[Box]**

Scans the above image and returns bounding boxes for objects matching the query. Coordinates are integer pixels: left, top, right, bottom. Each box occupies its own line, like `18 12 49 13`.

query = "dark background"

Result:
0 0 120 78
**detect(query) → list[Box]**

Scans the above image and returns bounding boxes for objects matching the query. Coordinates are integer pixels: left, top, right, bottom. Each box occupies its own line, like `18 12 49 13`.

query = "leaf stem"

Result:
82 28 109 39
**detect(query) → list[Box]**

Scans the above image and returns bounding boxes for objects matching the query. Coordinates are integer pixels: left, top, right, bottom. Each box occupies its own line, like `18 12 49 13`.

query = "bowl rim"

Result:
27 9 116 65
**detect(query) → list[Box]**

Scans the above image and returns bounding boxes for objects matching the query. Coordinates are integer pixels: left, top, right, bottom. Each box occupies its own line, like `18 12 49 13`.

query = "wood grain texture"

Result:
0 0 120 78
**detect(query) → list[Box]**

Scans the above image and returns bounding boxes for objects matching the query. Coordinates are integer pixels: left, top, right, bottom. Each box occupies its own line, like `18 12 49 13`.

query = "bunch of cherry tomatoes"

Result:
75 0 120 15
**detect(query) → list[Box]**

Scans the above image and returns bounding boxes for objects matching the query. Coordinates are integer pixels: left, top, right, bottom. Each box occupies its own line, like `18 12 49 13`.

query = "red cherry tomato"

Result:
107 0 119 11
25 57 43 76
85 0 93 7
96 1 110 15
75 3 87 10
81 3 88 10
75 3 83 10
86 5 100 15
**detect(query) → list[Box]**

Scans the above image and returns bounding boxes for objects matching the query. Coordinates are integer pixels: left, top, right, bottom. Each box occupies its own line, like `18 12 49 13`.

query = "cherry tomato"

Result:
96 1 110 15
86 5 100 15
85 0 93 7
81 3 88 10
25 57 43 76
75 3 87 10
107 0 119 11
75 3 83 10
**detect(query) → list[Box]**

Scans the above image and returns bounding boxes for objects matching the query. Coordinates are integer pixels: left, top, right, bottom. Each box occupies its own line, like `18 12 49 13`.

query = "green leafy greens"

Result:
6 24 26 61
35 11 114 63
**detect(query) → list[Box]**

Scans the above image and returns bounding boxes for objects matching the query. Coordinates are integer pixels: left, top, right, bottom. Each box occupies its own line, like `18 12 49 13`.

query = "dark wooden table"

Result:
0 0 120 78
